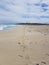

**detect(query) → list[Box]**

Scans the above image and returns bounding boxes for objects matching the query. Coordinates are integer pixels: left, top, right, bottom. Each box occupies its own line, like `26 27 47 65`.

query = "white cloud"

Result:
0 0 49 23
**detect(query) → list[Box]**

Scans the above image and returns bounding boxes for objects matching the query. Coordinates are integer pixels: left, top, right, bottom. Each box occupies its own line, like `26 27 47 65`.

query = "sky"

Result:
0 0 49 23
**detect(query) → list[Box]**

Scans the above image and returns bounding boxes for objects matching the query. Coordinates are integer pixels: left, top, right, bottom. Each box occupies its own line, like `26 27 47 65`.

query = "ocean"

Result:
0 24 16 30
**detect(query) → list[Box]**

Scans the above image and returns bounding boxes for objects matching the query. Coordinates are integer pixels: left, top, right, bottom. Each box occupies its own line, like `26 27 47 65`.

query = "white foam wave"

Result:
0 25 16 30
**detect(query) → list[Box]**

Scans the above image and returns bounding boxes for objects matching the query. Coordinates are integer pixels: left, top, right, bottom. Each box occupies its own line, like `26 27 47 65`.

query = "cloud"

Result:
0 0 49 23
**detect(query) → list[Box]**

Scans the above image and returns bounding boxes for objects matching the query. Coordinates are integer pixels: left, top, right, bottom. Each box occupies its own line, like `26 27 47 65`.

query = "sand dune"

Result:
0 25 49 65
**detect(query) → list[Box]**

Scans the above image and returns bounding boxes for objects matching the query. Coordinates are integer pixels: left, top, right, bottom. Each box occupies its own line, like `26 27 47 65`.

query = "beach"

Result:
0 25 49 65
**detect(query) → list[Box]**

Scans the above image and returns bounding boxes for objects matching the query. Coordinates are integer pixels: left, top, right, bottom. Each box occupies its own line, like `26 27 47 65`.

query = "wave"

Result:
0 24 16 30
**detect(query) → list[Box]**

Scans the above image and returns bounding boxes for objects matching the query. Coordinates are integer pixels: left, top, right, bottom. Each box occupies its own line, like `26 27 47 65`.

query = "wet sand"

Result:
0 25 49 65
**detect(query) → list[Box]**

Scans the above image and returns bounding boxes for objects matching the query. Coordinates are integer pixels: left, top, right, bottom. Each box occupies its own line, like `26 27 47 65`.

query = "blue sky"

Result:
0 0 49 23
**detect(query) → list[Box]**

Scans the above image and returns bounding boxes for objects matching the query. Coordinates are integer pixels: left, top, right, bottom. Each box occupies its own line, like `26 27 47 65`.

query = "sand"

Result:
0 25 49 65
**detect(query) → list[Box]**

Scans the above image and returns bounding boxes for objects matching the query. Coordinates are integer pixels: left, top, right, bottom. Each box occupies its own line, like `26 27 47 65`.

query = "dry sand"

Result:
0 25 49 65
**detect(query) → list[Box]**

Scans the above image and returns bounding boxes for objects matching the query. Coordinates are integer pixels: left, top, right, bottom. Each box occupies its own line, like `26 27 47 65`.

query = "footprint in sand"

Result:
41 61 46 64
36 64 39 65
18 55 23 58
45 53 49 56
18 42 21 45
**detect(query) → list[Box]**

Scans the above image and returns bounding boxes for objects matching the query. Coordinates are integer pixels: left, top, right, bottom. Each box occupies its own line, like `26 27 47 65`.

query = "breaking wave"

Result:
0 24 16 30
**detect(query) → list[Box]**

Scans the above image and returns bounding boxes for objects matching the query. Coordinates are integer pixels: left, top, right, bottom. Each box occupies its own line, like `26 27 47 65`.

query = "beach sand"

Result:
0 25 49 65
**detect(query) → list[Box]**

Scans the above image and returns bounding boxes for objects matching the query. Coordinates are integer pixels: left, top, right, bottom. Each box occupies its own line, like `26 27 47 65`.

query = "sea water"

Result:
0 24 16 30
